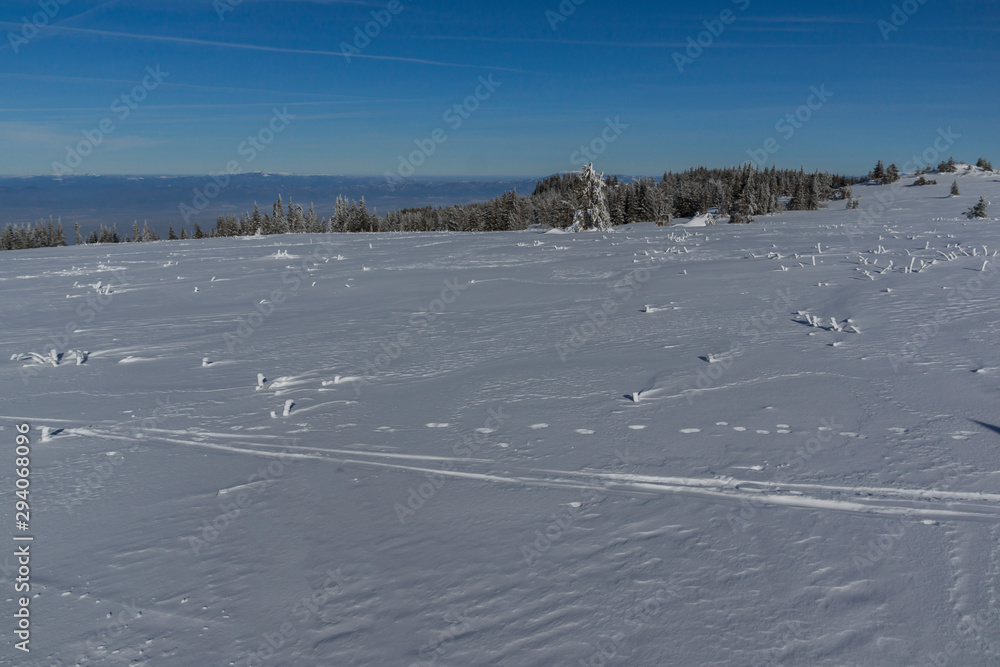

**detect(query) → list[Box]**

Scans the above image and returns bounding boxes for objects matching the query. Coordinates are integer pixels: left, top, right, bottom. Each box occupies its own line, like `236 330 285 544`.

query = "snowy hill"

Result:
2 168 1000 665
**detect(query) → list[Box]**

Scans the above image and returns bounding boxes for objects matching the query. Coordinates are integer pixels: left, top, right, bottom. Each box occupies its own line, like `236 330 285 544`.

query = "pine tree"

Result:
271 195 287 234
180 227 188 240
570 163 611 231
193 223 204 239
168 225 177 240
788 171 807 210
132 221 141 242
951 181 960 196
75 222 83 245
870 160 886 183
357 197 371 232
884 163 900 184
250 202 264 234
305 203 320 233
966 196 989 219
288 199 305 233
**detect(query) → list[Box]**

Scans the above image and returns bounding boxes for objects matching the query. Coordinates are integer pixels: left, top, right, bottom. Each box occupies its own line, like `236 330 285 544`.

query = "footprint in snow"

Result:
733 427 747 432
629 425 648 430
425 423 450 428
530 423 549 430
476 428 496 434
680 428 700 434
575 429 595 435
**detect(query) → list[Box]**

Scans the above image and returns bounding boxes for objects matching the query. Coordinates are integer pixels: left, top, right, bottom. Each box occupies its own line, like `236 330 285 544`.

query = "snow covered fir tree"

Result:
0 217 67 251
569 163 612 232
967 196 989 219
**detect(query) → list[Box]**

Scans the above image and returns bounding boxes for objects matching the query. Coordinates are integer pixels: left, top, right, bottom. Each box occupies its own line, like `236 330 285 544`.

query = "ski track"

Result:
72 427 1000 523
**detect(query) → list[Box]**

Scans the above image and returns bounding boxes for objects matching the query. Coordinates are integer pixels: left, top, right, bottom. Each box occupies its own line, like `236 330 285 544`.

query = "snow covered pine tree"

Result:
570 163 612 231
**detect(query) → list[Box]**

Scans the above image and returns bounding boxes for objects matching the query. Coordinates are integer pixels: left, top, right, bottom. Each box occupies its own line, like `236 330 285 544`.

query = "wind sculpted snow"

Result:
1 169 999 665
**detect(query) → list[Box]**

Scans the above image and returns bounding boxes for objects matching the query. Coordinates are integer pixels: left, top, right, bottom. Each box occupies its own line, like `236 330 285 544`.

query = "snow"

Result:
2 170 1000 665
676 211 719 227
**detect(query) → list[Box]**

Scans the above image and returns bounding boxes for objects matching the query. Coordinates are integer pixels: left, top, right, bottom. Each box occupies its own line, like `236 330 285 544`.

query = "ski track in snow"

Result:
64 426 1000 523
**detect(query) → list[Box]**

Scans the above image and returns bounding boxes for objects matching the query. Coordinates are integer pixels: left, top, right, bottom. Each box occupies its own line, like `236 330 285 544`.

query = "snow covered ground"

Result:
2 168 999 666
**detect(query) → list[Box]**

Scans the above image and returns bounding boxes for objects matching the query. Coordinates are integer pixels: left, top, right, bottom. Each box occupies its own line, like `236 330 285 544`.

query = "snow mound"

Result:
676 212 718 227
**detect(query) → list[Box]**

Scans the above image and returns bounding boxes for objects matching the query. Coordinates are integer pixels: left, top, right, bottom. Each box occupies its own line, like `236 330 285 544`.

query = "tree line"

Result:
15 157 996 250
199 164 861 238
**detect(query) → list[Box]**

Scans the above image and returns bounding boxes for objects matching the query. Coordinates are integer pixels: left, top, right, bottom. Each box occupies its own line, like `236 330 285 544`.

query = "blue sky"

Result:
0 0 996 178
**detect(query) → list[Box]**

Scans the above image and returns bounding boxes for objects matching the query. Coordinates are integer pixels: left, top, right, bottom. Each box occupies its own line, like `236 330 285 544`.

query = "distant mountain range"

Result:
0 173 543 237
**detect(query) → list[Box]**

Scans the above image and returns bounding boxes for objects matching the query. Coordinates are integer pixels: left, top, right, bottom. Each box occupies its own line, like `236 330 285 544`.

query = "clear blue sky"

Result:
0 0 996 178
